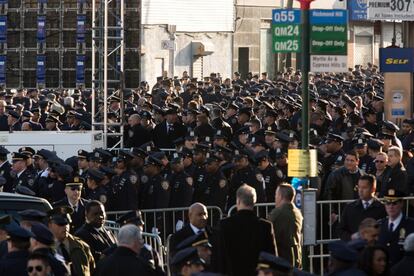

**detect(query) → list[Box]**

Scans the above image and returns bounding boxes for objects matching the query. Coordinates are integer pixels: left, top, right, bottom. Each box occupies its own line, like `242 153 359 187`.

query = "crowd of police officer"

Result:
2 63 414 274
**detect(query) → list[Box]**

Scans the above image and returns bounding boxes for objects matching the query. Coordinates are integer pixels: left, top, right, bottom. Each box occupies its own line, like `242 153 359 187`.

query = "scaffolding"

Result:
91 0 125 149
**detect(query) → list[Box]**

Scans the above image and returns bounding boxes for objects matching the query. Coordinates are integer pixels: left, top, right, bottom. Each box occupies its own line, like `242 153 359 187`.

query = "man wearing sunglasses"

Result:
378 189 414 266
53 177 87 233
26 252 52 276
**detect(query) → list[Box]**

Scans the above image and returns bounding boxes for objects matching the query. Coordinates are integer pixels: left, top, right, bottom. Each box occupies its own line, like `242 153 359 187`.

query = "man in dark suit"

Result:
53 177 87 233
213 184 277 276
153 107 187 149
0 146 12 192
75 200 116 261
378 189 414 266
169 202 209 258
94 224 157 276
268 183 303 268
338 174 386 241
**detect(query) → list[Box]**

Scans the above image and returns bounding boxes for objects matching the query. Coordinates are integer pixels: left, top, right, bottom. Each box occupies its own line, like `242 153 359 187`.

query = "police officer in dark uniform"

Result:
109 151 139 211
215 145 234 181
182 147 196 176
202 154 228 210
378 189 414 266
210 107 233 141
139 154 170 210
320 133 345 199
10 152 37 193
353 137 374 174
256 150 283 203
169 152 194 208
192 143 209 201
85 169 108 206
0 146 12 192
228 149 266 209
225 102 240 132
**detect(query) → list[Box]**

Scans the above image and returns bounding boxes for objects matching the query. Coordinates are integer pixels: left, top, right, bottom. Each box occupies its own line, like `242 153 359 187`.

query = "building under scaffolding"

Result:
5 0 140 89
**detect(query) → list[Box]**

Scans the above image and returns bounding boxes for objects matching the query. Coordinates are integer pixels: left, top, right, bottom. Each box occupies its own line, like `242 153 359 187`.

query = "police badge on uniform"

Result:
256 173 264 182
186 177 193 186
219 179 226 188
161 181 169 190
276 169 284 179
99 194 107 204
130 175 138 184
28 179 34 186
399 228 406 245
141 175 148 184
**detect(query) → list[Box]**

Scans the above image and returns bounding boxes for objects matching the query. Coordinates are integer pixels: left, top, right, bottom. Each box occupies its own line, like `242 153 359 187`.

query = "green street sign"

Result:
272 9 301 53
310 24 347 55
272 24 302 53
310 10 348 55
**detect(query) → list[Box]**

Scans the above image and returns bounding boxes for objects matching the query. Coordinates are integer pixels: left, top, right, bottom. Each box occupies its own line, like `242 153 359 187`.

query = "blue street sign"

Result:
37 55 46 84
37 16 46 42
76 55 85 84
380 48 414 72
310 9 347 25
348 0 367 21
272 9 301 24
0 16 6 43
0 55 6 86
77 15 86 42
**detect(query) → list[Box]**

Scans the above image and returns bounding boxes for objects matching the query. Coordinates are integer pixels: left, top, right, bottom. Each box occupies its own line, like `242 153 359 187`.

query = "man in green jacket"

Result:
268 183 303 268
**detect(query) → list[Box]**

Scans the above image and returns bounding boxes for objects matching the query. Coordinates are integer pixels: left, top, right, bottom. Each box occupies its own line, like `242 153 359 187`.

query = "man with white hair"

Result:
391 233 414 276
94 224 157 276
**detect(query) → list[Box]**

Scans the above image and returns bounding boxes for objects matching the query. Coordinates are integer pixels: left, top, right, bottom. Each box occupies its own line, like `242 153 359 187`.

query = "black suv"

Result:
0 192 52 219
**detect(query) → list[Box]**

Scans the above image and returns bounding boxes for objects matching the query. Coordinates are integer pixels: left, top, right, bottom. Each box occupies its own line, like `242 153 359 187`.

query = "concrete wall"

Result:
141 25 233 86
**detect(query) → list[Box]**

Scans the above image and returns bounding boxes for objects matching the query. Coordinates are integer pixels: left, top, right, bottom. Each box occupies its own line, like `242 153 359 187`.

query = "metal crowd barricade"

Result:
104 220 167 269
107 206 224 243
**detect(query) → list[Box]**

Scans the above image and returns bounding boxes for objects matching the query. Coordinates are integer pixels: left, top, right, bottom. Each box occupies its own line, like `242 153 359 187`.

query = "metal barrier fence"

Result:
105 220 167 269
107 206 224 243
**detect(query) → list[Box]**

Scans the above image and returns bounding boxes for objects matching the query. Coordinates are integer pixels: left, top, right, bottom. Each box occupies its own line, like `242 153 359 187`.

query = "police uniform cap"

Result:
265 110 277 118
326 133 344 143
328 240 358 263
205 154 222 164
235 126 250 136
19 147 36 157
16 185 36 196
18 209 47 222
176 231 212 251
31 223 55 246
0 215 12 230
185 130 197 140
74 113 84 120
117 150 135 162
5 104 16 111
257 251 292 273
171 247 205 268
347 239 367 252
367 138 384 150
187 109 201 117
144 155 163 167
275 148 287 158
383 188 405 203
34 149 54 160
382 120 400 132
31 107 41 114
116 210 144 226
99 166 116 177
170 152 183 163
22 110 34 117
77 149 89 159
353 137 367 148
87 168 105 182
11 152 28 162
238 107 252 117
0 146 9 156
130 147 147 159
234 149 250 160
214 130 226 139
255 150 269 163
181 147 193 158
377 132 394 140
5 224 33 240
89 151 103 162
276 130 298 143
194 143 210 153
343 97 357 109
65 176 84 187
48 206 73 225
7 110 20 119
